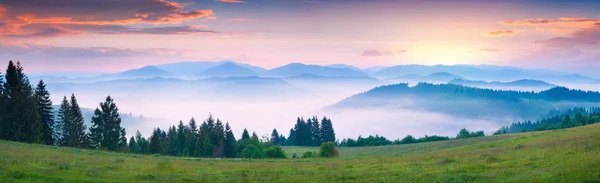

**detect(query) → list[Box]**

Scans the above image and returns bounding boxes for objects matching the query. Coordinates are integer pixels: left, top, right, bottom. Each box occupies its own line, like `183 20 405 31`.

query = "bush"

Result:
265 146 287 159
319 142 339 158
240 144 265 159
301 151 317 158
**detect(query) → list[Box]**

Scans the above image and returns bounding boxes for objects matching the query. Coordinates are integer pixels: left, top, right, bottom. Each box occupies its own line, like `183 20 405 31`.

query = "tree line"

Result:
0 61 128 152
494 107 600 134
338 128 483 147
0 60 338 159
285 116 336 146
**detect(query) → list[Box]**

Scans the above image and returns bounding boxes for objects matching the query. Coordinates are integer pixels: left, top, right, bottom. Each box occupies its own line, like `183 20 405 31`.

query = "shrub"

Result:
301 151 317 158
241 144 265 159
319 142 339 158
265 146 287 159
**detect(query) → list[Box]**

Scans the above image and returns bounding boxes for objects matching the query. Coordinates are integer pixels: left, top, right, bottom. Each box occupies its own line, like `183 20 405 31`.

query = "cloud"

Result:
230 18 254 22
535 26 600 48
217 0 246 3
361 49 406 56
0 42 188 59
5 27 76 38
500 17 600 27
483 30 515 37
13 24 228 36
0 0 215 38
476 48 499 52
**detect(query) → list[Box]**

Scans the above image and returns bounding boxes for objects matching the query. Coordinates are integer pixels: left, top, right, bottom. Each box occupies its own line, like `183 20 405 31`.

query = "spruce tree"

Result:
129 136 138 153
241 128 250 140
56 96 70 145
89 96 124 151
149 128 163 154
270 129 280 145
62 94 87 148
2 61 42 143
223 122 237 158
320 117 336 143
176 121 187 156
34 80 55 145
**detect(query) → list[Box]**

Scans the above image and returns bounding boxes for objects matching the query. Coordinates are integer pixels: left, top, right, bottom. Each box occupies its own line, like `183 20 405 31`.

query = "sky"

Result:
0 0 599 75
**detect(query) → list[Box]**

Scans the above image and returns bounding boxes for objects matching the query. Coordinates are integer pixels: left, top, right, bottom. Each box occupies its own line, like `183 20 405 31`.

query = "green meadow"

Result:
1 124 599 183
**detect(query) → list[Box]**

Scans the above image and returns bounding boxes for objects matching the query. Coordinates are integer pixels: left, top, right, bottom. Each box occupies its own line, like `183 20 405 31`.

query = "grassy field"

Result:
1 124 600 182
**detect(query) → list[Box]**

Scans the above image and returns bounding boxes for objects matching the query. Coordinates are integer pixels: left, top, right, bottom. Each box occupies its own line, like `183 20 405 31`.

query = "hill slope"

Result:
263 63 367 77
333 83 600 119
1 124 599 182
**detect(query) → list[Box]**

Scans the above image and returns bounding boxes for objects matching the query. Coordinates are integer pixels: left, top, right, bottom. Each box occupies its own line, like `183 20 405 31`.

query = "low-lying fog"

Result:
46 81 600 140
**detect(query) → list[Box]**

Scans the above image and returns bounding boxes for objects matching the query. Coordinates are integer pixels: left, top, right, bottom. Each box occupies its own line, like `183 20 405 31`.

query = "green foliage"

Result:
1 61 42 143
34 80 55 145
398 135 417 144
456 128 485 139
59 95 88 148
496 107 600 134
288 116 336 146
301 151 317 158
319 142 339 158
89 96 124 151
265 146 287 158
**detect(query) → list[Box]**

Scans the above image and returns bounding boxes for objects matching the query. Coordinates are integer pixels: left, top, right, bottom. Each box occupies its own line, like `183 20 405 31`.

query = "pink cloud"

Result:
483 30 515 37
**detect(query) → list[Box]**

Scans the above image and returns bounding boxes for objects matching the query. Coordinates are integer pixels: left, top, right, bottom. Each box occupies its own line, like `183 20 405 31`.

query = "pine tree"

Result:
2 61 42 143
241 128 250 140
186 118 197 156
176 121 187 156
311 116 321 145
149 128 163 154
34 80 55 145
55 96 70 145
270 129 280 145
320 117 336 143
89 96 124 151
223 122 237 158
62 94 87 148
129 136 138 153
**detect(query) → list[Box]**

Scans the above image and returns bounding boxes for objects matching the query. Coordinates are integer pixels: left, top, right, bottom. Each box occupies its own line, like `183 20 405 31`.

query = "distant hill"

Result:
325 64 363 71
375 65 528 81
118 66 172 78
263 63 367 77
154 61 266 77
284 74 381 84
388 72 463 82
197 62 258 77
332 83 600 119
449 79 556 88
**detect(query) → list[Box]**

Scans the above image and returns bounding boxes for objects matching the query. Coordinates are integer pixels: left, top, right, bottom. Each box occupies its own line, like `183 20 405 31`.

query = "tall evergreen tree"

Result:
223 122 237 158
2 61 42 143
270 129 280 145
129 136 138 153
149 128 163 154
34 80 55 145
241 128 250 140
320 117 336 143
176 121 187 156
62 94 88 148
310 116 321 145
186 118 197 156
89 96 124 151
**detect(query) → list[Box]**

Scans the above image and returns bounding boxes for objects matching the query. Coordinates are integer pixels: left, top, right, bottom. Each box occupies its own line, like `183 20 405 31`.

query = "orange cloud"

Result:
483 30 515 37
501 18 600 28
0 0 215 38
217 0 246 3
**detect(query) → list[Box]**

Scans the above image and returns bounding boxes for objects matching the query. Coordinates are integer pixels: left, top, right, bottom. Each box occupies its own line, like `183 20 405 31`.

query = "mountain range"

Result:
29 61 599 85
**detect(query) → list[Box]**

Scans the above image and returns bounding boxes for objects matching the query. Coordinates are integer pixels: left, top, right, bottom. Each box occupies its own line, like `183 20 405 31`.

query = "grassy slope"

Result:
1 124 600 183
